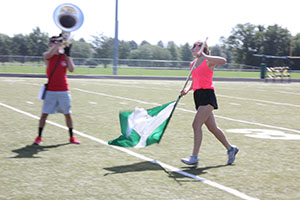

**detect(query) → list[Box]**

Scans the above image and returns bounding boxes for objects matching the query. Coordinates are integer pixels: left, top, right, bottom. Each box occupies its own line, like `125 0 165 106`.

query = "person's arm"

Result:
43 44 59 60
198 52 226 70
180 80 193 96
201 52 226 66
63 45 74 72
65 55 75 72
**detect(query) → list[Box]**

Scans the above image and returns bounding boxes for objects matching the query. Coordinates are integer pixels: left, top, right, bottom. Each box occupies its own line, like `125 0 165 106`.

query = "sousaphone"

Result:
53 3 84 48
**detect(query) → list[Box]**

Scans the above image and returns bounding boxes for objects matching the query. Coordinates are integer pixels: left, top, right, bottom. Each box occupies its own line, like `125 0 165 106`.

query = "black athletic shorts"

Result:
193 89 218 110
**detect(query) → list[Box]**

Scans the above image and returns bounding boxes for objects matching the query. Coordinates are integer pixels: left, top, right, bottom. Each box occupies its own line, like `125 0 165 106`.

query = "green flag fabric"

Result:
108 101 176 148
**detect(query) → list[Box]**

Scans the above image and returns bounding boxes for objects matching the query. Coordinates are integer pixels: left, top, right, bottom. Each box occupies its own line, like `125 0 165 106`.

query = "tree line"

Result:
1 24 300 69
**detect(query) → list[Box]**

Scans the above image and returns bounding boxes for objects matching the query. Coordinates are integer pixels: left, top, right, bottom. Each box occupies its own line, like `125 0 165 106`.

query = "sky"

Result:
1 0 299 46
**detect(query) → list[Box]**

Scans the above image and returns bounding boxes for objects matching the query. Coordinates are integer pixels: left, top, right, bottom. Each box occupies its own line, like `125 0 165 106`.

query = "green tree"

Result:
0 33 12 55
91 34 114 58
128 43 172 67
167 41 180 60
11 34 30 56
27 27 49 56
152 45 171 60
119 40 132 59
180 43 193 61
218 37 234 64
263 25 290 56
140 40 150 46
157 41 164 48
292 33 300 56
222 23 292 67
129 44 172 60
129 44 153 59
71 39 93 58
289 33 300 69
225 23 258 65
129 40 138 50
262 25 291 66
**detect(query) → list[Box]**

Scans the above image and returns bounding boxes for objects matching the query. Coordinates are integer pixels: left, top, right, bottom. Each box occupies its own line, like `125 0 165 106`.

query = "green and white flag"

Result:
108 101 176 148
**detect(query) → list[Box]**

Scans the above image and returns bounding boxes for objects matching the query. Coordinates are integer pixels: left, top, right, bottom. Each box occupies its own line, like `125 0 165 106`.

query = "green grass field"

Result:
0 77 300 199
1 64 300 79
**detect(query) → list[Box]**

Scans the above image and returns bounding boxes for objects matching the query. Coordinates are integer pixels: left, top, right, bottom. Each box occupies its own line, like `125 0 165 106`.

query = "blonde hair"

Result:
195 40 210 55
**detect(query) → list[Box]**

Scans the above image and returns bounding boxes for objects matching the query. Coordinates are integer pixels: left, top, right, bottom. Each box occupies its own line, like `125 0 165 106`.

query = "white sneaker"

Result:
181 156 199 165
227 145 239 165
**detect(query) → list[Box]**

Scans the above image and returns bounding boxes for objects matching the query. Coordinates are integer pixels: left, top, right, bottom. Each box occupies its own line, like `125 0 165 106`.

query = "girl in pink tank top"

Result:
180 40 239 166
191 59 214 90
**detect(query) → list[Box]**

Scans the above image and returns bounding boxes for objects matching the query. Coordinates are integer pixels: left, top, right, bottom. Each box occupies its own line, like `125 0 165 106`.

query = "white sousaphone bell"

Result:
53 3 84 52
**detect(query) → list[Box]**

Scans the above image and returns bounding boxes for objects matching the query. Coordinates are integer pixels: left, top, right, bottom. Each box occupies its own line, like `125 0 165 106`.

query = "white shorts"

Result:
42 91 71 114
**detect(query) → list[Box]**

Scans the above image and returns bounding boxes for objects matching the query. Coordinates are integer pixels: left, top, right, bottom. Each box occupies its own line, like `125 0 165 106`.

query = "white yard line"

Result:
278 91 300 96
5 78 299 108
217 94 300 108
74 88 161 106
73 88 300 134
0 102 258 200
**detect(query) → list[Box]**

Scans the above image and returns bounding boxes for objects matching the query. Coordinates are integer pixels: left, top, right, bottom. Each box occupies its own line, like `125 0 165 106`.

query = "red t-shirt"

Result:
46 54 69 91
191 59 214 91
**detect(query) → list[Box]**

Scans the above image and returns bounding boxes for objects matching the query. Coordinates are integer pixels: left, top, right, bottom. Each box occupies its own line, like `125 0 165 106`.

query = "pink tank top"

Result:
191 59 214 91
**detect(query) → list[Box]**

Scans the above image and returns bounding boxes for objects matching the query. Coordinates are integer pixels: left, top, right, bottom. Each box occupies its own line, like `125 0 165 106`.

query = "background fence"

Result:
0 55 261 72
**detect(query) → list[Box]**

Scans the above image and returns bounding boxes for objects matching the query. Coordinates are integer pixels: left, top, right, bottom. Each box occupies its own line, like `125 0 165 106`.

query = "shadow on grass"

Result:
173 164 228 178
10 143 69 158
103 161 161 176
103 161 228 184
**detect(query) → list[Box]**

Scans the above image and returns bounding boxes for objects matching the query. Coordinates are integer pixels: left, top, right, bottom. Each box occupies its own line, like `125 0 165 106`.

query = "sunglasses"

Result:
49 37 63 44
192 43 202 49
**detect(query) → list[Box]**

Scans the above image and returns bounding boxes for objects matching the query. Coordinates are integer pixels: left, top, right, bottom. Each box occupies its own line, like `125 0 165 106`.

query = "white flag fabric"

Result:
108 101 176 148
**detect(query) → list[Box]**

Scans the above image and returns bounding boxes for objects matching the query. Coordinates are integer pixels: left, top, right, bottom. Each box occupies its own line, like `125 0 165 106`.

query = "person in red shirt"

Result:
33 35 80 145
180 40 238 165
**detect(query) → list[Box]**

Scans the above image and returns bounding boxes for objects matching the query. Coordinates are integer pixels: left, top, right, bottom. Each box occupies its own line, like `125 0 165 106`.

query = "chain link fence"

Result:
0 55 261 75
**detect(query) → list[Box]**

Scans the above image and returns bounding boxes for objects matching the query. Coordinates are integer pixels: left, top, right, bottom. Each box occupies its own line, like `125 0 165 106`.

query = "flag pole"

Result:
157 37 208 144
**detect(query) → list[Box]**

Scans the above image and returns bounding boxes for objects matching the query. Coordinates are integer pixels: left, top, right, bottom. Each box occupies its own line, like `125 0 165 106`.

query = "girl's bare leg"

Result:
191 105 214 156
205 113 231 150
